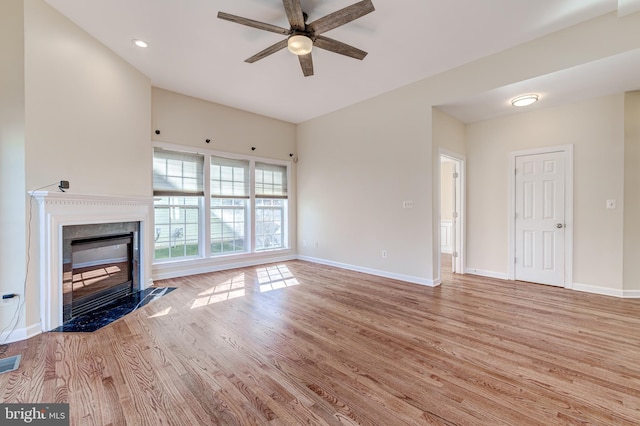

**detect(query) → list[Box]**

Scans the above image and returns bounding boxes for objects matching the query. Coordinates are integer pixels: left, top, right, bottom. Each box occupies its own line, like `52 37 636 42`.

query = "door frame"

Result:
508 144 574 288
438 149 466 276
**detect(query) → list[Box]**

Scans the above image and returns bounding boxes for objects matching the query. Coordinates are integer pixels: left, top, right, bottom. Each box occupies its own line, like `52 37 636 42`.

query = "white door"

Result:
440 153 465 275
450 162 459 273
514 151 565 286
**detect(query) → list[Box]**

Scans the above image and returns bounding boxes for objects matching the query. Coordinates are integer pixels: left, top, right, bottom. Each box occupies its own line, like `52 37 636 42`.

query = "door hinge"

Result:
452 172 459 179
452 212 459 219
452 251 458 258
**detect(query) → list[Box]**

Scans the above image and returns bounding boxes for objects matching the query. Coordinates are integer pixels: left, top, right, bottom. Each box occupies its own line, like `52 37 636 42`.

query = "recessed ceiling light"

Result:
511 94 539 107
133 39 148 48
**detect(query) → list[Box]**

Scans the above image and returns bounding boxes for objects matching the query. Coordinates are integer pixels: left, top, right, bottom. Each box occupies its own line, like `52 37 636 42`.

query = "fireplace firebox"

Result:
62 222 140 322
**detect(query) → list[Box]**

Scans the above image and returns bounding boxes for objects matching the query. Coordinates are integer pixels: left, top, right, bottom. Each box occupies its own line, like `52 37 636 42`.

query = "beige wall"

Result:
466 95 625 290
623 91 640 291
24 0 151 196
14 0 152 337
152 88 296 162
433 108 466 223
297 86 435 284
0 0 27 337
433 108 466 155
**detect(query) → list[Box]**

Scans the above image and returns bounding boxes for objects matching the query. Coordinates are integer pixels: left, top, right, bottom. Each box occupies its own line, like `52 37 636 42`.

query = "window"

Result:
153 196 200 259
255 162 287 251
153 147 289 262
153 148 204 260
211 156 249 255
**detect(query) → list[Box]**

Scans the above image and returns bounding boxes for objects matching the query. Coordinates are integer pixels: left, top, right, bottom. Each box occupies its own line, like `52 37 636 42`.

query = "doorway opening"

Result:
439 151 465 279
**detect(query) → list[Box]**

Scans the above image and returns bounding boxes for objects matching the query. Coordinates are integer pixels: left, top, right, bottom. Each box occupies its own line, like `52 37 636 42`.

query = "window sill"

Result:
151 249 296 280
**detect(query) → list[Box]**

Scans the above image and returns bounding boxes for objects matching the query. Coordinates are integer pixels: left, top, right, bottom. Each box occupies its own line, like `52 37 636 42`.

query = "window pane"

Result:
256 162 287 197
211 156 249 198
154 196 201 260
153 149 204 196
256 198 284 251
211 198 247 256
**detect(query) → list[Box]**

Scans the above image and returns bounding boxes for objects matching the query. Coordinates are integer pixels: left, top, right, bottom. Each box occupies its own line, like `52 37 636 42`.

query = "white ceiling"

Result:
43 0 640 124
438 48 640 123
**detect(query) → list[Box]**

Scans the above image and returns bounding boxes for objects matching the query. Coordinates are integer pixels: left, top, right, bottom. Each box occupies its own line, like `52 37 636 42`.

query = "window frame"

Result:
210 156 251 256
254 162 289 252
152 142 291 264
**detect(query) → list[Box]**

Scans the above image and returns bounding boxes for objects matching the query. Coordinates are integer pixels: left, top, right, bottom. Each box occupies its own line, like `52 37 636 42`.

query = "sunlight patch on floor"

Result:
256 265 300 293
191 273 246 308
148 306 172 318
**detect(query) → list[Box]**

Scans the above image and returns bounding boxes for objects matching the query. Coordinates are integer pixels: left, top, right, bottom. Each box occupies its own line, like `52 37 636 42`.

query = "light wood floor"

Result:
2 260 640 425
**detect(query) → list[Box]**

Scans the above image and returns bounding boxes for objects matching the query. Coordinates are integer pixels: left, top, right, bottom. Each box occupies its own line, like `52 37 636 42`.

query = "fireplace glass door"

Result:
62 224 139 321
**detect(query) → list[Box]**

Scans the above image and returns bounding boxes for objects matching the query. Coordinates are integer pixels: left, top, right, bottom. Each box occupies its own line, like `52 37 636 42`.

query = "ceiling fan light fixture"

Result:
511 94 539 107
288 35 313 56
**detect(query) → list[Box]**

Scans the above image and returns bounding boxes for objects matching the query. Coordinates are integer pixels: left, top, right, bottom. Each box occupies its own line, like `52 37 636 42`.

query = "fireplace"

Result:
30 191 153 332
62 222 140 321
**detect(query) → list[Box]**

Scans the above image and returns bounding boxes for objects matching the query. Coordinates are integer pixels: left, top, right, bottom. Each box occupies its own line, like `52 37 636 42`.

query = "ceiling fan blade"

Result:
308 0 375 35
314 36 367 60
298 53 314 77
217 11 290 35
282 0 305 31
245 39 289 63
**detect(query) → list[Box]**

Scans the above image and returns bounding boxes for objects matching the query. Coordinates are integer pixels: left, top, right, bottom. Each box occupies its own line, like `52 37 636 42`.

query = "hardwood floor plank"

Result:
3 260 640 425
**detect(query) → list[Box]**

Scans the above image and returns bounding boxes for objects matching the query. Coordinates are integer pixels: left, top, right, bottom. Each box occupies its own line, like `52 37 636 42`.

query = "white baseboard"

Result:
0 322 42 344
464 268 509 280
298 256 439 287
622 289 640 298
572 283 640 298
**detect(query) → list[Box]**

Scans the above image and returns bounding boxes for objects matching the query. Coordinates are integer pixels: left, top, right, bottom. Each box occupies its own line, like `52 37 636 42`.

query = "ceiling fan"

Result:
217 0 375 77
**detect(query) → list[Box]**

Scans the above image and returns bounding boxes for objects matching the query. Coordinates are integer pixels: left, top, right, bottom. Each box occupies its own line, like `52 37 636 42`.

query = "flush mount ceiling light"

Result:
132 39 148 48
287 34 313 56
511 94 539 107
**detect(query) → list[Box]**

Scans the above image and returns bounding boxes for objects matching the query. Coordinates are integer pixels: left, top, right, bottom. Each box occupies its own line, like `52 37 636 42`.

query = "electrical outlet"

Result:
381 250 387 258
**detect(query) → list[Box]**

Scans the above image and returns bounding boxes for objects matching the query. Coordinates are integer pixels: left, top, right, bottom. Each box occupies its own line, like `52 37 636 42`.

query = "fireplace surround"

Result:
31 191 153 331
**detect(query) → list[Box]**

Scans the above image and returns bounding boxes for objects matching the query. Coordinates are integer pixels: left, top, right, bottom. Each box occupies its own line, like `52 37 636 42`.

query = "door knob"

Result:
556 223 564 229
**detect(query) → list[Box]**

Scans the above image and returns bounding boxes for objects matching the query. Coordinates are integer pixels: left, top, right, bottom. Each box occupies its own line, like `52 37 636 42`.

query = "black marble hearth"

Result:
51 287 176 332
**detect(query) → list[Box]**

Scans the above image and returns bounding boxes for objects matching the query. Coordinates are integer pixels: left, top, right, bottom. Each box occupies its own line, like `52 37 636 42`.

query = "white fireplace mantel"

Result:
30 191 153 331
